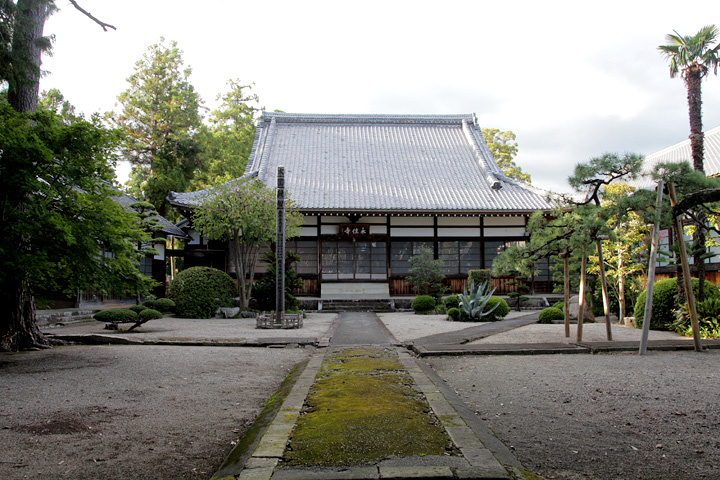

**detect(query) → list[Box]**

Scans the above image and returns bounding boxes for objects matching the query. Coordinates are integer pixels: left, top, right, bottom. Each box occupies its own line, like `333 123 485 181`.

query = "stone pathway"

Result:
214 312 527 479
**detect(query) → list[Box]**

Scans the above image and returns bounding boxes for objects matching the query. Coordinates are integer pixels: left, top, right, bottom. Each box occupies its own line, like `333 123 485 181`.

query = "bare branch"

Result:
68 1 116 31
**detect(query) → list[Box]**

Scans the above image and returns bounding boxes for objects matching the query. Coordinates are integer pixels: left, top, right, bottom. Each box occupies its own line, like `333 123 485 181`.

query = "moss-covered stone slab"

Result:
282 347 458 467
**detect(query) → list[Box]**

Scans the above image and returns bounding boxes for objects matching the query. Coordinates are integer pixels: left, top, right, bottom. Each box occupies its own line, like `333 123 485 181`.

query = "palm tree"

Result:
658 25 720 173
659 25 720 302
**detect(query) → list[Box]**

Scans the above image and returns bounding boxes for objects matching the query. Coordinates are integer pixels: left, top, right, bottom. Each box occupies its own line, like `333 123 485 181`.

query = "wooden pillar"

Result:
561 249 571 338
596 238 613 341
668 183 702 352
640 181 664 355
576 248 587 343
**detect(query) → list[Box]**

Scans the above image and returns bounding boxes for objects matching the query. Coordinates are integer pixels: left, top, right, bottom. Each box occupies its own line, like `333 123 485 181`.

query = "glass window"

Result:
391 240 432 275
483 240 525 270
439 241 481 275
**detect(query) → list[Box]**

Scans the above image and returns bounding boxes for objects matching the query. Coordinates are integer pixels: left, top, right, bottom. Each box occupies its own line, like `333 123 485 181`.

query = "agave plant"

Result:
459 280 499 321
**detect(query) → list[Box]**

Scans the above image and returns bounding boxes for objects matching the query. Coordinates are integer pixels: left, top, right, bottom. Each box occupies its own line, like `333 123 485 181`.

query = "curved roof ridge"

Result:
259 111 475 125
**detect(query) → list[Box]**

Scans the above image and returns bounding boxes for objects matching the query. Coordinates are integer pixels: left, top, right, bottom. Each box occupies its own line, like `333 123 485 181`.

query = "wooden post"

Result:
576 248 587 343
668 183 703 352
640 180 663 355
561 249 571 338
596 238 612 341
275 166 286 326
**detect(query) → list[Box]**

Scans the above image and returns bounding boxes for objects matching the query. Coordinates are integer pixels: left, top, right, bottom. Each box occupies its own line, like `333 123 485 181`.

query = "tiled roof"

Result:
637 125 720 189
114 191 188 238
169 113 555 214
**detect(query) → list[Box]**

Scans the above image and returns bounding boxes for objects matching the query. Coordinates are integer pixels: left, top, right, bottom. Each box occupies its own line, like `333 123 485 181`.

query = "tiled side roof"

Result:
114 191 188 238
170 112 555 214
637 126 720 189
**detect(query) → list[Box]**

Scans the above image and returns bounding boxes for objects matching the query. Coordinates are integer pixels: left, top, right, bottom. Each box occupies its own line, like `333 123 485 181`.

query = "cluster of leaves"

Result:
671 297 720 338
168 266 236 318
0 101 156 303
191 178 303 309
251 250 302 312
538 307 564 324
405 247 447 296
411 295 436 313
633 277 719 330
458 280 498 321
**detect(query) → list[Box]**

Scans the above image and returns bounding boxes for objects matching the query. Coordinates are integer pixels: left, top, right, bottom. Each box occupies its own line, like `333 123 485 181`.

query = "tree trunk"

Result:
7 0 47 113
685 67 704 173
0 279 49 351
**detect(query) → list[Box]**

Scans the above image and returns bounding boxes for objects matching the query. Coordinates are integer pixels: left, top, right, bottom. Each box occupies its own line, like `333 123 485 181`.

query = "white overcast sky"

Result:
40 0 720 193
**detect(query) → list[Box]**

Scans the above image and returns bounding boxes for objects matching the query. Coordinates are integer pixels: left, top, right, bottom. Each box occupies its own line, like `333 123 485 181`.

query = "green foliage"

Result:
111 38 203 211
411 295 436 313
468 269 492 285
138 308 163 321
633 277 719 330
192 178 303 309
483 297 510 322
481 128 531 183
142 300 156 309
671 297 720 338
94 309 138 324
458 280 499 321
152 298 176 313
251 250 302 312
0 101 156 308
447 308 460 321
658 25 719 81
552 301 564 310
443 295 459 309
168 267 236 318
192 79 262 189
538 307 564 324
406 247 446 296
129 305 148 314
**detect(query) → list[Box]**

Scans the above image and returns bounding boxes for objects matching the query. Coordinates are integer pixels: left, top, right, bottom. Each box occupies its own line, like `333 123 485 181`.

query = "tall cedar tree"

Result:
112 38 203 216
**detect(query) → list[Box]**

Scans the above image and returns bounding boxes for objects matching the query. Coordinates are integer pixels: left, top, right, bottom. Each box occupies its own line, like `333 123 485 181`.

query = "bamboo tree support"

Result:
668 183 703 352
561 249 571 338
640 180 664 355
275 166 286 326
596 238 612 341
576 248 587 343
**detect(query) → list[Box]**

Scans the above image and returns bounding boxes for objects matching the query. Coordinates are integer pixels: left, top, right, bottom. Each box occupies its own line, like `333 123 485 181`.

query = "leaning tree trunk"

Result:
7 0 48 113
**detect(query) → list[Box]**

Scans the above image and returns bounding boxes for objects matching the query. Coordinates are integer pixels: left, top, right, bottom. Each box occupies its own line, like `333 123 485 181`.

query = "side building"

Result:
168 113 556 299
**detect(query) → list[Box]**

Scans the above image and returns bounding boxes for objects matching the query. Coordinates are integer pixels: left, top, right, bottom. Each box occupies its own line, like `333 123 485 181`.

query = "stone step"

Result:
320 299 395 312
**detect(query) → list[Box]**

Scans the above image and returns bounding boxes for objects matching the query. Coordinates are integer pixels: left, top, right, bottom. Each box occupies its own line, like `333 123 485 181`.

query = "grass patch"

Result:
283 347 456 466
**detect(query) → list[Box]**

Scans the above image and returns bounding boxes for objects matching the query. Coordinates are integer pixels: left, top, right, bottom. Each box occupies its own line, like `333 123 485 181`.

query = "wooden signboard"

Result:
338 224 370 239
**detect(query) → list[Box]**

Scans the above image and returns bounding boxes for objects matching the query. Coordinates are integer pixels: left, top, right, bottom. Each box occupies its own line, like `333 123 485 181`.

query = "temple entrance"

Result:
321 240 387 281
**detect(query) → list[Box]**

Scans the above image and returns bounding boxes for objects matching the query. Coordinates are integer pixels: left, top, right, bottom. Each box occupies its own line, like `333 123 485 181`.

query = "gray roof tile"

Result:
169 113 555 214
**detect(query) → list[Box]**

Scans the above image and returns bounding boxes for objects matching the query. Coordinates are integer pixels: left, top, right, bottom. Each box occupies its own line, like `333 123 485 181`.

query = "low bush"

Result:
168 267 237 319
142 300 156 309
412 295 436 313
447 307 460 321
671 297 720 338
94 308 137 324
153 298 176 313
434 303 448 314
538 307 564 324
443 294 460 309
139 308 163 321
129 305 147 314
552 301 564 310
483 296 510 322
468 269 492 285
634 277 719 330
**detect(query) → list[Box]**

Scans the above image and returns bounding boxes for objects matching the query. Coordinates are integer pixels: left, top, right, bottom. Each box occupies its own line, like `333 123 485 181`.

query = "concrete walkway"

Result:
215 312 527 480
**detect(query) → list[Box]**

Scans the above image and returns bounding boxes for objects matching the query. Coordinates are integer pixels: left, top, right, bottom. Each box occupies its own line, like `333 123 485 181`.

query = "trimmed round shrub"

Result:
483 296 510 322
94 308 137 323
129 305 147 314
138 308 163 321
633 277 719 330
153 298 176 313
538 307 564 324
443 295 460 309
168 267 237 319
142 300 156 309
447 307 460 321
412 295 436 313
552 301 564 310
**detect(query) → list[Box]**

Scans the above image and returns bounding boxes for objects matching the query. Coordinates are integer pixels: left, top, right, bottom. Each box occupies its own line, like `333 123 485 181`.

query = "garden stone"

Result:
217 307 240 319
568 295 595 323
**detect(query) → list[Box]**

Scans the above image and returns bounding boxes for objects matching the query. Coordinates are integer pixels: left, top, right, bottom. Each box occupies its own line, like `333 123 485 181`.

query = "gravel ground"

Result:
0 345 311 480
427 350 720 480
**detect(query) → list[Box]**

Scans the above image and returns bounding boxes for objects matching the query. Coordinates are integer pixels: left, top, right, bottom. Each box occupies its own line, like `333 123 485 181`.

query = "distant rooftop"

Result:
169 112 555 215
637 125 720 189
